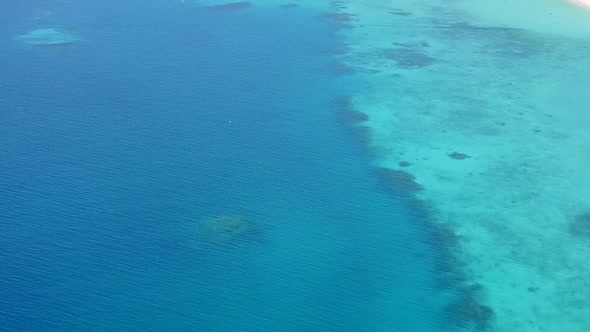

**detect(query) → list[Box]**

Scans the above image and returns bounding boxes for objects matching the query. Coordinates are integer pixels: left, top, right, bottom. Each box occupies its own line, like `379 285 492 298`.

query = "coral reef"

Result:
382 48 435 69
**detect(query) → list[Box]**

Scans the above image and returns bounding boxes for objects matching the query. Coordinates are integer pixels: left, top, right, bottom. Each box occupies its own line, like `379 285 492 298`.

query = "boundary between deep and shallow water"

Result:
322 0 590 331
322 1 484 331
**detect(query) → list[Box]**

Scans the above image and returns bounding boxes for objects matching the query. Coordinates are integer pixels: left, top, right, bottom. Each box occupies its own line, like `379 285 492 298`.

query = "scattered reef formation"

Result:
327 0 590 330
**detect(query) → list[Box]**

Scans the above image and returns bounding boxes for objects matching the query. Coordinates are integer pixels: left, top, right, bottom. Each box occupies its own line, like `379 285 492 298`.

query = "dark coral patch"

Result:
393 41 429 48
382 48 435 69
527 286 540 293
331 96 372 157
321 12 354 22
326 62 356 75
279 3 300 9
333 96 368 124
330 0 347 7
449 152 471 160
207 1 252 10
390 9 411 16
372 168 424 195
328 42 351 55
446 291 494 331
427 224 460 247
569 212 590 238
423 222 463 285
320 11 355 28
348 125 372 157
398 161 412 167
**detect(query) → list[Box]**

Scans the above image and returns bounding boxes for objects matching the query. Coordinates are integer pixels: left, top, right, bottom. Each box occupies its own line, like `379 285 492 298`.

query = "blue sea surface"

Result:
1 1 449 331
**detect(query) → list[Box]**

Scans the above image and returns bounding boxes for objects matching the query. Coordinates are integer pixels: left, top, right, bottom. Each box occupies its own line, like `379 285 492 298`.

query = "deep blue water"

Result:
0 1 449 331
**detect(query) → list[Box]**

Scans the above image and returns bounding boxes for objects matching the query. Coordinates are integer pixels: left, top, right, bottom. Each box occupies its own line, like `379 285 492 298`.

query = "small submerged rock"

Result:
449 152 471 160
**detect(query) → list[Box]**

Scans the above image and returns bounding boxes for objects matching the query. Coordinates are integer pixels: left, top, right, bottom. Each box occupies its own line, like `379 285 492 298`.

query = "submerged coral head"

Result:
198 213 262 245
205 214 248 236
382 48 435 69
449 152 471 160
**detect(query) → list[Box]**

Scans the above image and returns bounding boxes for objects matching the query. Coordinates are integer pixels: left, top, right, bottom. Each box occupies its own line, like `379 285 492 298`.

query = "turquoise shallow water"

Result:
0 1 454 331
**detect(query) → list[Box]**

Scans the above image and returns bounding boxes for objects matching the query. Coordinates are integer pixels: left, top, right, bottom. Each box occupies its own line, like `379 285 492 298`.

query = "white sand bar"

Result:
335 0 590 330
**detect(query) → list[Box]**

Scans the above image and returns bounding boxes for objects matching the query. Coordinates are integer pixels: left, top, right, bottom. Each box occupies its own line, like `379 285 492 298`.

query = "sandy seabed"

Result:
330 0 590 331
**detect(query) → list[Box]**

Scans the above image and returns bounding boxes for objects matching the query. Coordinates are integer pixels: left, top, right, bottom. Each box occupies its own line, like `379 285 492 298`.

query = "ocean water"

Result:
0 1 452 331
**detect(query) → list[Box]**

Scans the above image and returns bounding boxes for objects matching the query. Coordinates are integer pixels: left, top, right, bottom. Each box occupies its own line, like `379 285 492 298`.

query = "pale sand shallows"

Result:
16 28 78 46
332 0 590 331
